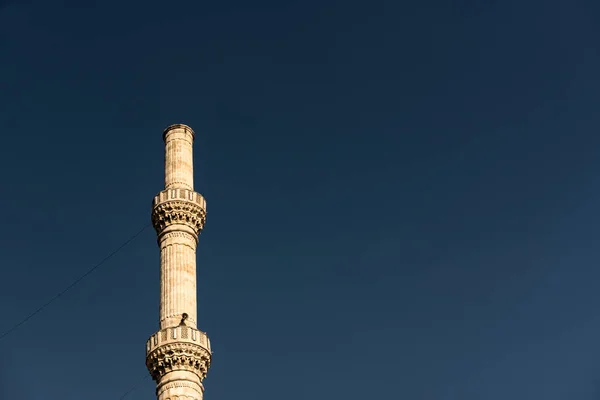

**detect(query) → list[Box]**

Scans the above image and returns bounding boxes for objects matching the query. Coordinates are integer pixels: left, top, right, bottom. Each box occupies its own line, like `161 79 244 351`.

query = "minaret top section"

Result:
163 123 195 191
163 123 195 141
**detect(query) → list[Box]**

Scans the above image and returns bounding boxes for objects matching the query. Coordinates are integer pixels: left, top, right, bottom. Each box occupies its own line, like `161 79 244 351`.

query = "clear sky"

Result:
1 0 600 399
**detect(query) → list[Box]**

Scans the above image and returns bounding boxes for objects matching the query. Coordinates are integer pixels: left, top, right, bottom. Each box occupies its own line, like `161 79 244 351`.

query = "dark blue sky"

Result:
2 0 600 398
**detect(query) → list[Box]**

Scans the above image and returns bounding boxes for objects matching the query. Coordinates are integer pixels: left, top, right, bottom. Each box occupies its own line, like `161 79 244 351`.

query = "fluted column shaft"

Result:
159 229 198 329
156 371 204 400
156 371 205 400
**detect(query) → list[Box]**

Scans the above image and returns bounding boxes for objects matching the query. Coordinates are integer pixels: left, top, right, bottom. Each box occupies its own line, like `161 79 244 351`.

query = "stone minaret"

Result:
146 124 212 400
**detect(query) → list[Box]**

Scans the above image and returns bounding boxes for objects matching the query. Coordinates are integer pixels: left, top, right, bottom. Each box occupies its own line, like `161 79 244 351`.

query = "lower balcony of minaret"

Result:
146 325 212 384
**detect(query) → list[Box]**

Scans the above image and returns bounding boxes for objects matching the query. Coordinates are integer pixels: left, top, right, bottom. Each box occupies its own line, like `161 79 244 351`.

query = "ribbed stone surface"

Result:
160 231 198 328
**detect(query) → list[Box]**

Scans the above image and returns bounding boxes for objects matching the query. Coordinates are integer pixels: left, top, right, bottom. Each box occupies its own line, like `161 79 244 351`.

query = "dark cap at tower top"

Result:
163 124 195 142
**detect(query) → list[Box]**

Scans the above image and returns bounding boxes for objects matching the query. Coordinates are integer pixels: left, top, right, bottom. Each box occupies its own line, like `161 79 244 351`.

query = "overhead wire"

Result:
118 373 151 399
0 222 152 340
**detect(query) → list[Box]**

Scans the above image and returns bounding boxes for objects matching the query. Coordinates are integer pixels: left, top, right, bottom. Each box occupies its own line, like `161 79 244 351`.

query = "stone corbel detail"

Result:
151 200 207 236
146 342 212 383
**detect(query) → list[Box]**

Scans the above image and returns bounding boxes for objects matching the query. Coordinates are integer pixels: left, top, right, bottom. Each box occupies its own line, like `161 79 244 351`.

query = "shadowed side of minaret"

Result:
146 124 212 400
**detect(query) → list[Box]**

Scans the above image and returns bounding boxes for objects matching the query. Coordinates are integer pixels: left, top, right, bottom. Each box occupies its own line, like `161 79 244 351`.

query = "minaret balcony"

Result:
152 188 206 209
151 188 207 237
146 325 212 382
146 325 211 356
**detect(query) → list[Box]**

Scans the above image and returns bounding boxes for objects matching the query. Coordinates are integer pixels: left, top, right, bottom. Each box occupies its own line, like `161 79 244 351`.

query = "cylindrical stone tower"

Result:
146 124 212 400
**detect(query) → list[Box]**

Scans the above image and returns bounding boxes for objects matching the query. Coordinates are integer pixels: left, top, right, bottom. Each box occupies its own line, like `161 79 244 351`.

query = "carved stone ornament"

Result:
156 381 204 399
146 342 212 382
151 200 207 236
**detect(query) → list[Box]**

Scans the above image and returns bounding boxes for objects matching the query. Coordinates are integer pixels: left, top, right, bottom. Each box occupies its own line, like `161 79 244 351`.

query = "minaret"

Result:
146 124 212 400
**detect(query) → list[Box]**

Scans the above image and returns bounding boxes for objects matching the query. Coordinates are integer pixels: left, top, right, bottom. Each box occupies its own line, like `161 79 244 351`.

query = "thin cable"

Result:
118 373 151 399
0 223 152 340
